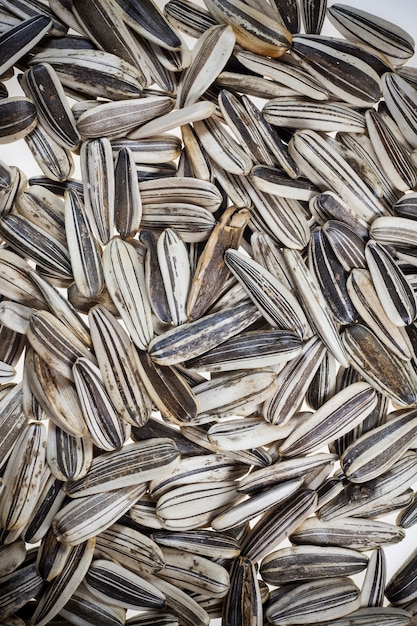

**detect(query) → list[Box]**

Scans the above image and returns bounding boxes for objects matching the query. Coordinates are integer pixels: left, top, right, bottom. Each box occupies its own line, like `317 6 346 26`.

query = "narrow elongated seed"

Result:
149 454 247 499
365 239 417 327
263 335 326 425
177 25 235 107
328 4 415 65
222 556 262 626
29 49 146 100
238 453 337 494
0 15 51 77
103 238 154 351
284 248 349 367
151 528 240 560
224 249 310 338
73 357 129 451
265 577 361 625
85 558 166 610
156 547 230 597
341 408 417 483
88 305 152 427
361 547 386 607
203 0 292 57
346 268 413 360
242 489 318 562
0 421 47 531
260 545 368 585
186 329 302 372
52 484 146 546
279 382 377 457
186 205 250 320
342 323 417 405
65 439 180 497
27 310 93 382
291 35 382 106
64 188 104 299
114 0 182 50
290 516 405 550
31 538 96 626
46 421 92 482
148 301 260 365
156 480 239 531
23 62 80 150
96 522 165 573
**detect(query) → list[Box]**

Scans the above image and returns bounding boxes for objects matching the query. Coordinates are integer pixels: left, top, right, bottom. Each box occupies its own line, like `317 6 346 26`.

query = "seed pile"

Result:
0 0 417 624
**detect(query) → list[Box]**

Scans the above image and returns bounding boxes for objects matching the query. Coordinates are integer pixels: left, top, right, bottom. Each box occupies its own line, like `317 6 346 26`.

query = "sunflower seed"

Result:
131 348 198 425
342 323 417 405
22 62 80 151
46 421 92 482
242 488 318 562
24 121 74 182
263 335 327 425
156 546 230 597
73 357 130 451
280 381 377 457
84 558 166 611
0 421 47 531
0 15 51 77
64 188 104 299
386 547 417 605
328 4 415 65
53 484 146 546
88 305 152 427
193 116 253 176
186 205 249 319
291 34 382 106
341 407 417 483
290 516 405 551
111 136 182 163
115 0 182 50
0 551 44 620
222 555 262 626
346 268 413 360
103 237 153 350
71 0 149 77
24 473 66 545
152 528 240 560
289 129 387 223
25 347 87 437
361 547 386 607
142 573 210 626
0 96 37 144
212 478 302 531
203 0 291 57
149 300 259 365
164 0 218 38
155 480 238 531
366 239 417 326
59 582 126 626
65 438 179 498
261 544 367 586
30 48 146 100
95 522 165 574
382 72 417 150
33 537 95 625
320 451 417 520
176 25 235 107
149 454 247 501
27 310 93 382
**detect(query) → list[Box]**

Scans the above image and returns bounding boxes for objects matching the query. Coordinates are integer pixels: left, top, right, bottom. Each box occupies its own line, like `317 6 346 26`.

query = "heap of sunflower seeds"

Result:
1 0 417 624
